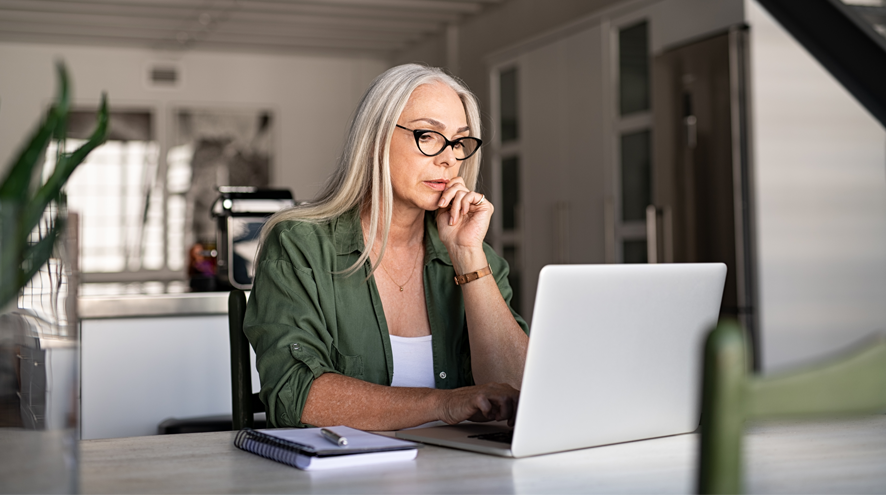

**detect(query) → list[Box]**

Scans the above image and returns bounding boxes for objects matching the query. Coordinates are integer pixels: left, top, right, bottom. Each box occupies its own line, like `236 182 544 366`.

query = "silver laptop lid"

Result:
511 263 726 457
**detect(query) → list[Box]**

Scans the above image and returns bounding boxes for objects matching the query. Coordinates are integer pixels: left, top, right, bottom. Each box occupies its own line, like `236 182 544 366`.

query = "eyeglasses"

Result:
396 124 482 161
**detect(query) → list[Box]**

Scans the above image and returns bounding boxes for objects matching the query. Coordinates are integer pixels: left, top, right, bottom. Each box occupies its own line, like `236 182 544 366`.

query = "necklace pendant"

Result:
399 286 404 292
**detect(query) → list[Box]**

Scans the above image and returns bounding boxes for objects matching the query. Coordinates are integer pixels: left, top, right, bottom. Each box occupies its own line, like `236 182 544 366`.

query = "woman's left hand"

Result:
435 177 493 254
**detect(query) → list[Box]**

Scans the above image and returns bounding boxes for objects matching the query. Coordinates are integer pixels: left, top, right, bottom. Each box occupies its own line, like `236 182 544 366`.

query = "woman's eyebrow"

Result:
409 118 470 133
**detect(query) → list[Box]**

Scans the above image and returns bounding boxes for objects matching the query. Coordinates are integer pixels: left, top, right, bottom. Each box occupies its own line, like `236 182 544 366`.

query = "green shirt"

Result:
244 207 529 428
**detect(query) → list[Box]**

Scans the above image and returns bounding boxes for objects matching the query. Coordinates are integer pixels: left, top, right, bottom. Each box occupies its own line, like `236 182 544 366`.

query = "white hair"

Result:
259 64 482 277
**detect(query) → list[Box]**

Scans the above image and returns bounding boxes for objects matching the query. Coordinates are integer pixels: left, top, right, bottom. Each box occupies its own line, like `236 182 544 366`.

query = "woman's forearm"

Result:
300 373 519 430
461 277 529 388
301 374 440 430
452 248 529 389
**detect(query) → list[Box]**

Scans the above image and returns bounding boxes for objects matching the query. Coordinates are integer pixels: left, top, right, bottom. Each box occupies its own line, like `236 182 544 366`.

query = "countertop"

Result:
79 291 237 319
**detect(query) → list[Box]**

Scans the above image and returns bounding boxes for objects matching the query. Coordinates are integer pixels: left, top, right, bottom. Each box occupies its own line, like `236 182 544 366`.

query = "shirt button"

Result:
439 371 447 379
291 343 300 351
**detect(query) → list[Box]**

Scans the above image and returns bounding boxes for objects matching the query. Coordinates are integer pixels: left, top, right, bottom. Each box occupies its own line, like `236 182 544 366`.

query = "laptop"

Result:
396 263 727 457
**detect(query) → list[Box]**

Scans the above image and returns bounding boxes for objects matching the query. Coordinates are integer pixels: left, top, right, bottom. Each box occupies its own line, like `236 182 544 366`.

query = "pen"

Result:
321 428 348 447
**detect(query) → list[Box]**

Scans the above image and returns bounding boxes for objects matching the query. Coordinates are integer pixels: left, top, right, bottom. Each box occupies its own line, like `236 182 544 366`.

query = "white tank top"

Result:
389 334 436 388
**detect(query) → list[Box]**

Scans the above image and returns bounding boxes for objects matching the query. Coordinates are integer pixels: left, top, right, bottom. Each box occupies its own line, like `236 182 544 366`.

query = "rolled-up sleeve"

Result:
243 224 339 428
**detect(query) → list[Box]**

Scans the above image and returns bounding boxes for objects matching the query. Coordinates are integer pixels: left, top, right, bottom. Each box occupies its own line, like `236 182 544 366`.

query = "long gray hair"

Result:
260 64 482 276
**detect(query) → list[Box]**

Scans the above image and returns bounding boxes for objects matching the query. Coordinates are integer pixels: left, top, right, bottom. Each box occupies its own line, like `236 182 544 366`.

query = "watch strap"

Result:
454 265 492 286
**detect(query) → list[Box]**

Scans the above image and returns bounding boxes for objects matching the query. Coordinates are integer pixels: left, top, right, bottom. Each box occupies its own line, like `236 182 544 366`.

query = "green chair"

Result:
229 289 265 430
698 320 886 494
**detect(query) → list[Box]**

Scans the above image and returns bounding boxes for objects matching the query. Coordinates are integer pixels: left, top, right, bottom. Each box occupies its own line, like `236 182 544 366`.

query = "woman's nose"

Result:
435 145 458 167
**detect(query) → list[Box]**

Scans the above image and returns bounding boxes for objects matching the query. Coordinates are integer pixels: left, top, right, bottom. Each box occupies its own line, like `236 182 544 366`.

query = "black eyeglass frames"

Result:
395 124 482 161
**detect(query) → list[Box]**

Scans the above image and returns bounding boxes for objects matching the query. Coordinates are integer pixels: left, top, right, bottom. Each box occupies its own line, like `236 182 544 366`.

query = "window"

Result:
493 66 523 313
45 110 179 293
615 21 652 263
500 67 519 143
44 107 273 294
619 22 650 115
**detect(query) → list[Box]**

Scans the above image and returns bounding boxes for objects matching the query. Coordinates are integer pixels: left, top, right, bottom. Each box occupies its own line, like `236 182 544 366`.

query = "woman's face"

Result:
389 81 470 213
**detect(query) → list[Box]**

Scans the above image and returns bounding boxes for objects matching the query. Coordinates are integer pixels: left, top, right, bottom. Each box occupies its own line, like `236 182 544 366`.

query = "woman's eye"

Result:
418 134 435 142
452 141 464 150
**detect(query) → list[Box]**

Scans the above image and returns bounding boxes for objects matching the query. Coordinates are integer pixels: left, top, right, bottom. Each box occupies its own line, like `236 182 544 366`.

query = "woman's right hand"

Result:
435 383 520 427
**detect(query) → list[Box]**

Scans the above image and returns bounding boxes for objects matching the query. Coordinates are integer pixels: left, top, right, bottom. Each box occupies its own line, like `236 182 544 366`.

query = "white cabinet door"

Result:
513 27 608 320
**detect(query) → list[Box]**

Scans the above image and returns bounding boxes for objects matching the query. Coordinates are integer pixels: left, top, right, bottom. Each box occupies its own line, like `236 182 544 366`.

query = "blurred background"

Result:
0 0 884 438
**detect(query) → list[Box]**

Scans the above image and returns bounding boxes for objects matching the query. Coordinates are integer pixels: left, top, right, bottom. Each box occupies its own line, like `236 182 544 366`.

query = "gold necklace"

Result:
378 244 422 292
362 218 422 292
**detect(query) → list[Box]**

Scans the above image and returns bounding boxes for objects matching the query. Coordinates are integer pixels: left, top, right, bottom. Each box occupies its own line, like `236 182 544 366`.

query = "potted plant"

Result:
0 62 108 493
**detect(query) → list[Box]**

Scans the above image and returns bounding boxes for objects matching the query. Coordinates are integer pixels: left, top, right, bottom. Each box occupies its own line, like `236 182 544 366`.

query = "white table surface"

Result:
80 415 886 494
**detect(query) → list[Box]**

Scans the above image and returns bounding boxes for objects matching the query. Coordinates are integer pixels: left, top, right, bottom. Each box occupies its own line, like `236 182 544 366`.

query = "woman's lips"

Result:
424 179 449 191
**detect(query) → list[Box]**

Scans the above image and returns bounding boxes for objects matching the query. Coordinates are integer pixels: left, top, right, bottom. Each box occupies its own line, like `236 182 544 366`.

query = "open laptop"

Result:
396 263 727 457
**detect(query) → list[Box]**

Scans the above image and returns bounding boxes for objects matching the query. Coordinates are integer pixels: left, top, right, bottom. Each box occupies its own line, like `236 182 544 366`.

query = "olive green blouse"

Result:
243 208 529 428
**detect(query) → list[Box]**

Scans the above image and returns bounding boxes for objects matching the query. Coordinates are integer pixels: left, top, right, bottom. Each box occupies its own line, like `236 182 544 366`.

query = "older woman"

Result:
244 64 529 430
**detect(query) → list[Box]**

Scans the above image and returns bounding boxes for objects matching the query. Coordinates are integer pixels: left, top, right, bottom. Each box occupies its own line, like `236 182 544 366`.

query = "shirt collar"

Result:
333 207 363 255
333 207 452 267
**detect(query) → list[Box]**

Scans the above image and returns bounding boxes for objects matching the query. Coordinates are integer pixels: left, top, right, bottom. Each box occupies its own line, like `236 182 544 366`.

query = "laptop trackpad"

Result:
395 421 514 456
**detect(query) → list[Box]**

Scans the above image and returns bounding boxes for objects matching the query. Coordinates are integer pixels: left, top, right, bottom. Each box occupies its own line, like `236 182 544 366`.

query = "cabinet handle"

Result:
684 114 697 149
646 205 658 264
646 205 673 264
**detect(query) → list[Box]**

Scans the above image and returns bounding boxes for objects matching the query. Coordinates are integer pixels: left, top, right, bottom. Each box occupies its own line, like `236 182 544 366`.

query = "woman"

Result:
244 64 529 430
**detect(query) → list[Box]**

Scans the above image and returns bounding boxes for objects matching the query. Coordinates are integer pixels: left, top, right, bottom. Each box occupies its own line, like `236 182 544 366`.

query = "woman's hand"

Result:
435 383 519 427
435 177 493 263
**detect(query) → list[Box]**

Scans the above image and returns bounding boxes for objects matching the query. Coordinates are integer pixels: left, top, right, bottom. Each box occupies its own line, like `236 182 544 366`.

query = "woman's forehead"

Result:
401 82 467 129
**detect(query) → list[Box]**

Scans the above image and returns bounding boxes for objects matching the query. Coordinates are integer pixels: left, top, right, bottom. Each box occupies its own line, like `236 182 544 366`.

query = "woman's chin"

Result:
393 196 441 213
416 195 444 212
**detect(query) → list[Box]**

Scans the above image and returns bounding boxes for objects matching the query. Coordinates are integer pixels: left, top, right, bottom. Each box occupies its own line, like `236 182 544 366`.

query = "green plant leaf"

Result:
0 108 60 202
21 216 63 280
51 62 70 142
0 64 69 202
0 63 107 311
25 93 108 241
0 214 62 310
18 216 64 301
0 201 23 308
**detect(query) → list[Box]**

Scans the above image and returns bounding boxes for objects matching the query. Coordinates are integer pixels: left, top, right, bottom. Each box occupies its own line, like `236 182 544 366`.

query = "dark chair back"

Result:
229 289 264 430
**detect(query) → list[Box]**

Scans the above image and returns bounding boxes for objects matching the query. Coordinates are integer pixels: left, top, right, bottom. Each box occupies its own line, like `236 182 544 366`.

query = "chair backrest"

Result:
229 289 264 430
698 320 886 494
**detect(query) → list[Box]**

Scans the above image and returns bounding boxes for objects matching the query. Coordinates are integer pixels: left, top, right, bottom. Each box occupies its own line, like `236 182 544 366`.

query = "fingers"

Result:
438 383 519 425
437 178 490 226
449 189 469 226
437 177 467 209
473 395 493 418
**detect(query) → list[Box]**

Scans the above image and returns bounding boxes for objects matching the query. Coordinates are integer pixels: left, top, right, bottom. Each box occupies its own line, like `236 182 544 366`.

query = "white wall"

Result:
747 1 886 371
0 42 389 201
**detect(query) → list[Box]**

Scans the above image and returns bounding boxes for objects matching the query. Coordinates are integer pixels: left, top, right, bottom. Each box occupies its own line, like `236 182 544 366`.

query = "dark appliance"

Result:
211 187 294 290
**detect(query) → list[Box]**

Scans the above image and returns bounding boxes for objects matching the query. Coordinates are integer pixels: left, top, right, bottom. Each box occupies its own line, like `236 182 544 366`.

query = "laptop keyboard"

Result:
468 430 513 444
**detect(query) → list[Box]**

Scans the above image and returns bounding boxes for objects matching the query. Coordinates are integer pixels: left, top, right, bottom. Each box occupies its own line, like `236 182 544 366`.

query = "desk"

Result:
80 416 886 494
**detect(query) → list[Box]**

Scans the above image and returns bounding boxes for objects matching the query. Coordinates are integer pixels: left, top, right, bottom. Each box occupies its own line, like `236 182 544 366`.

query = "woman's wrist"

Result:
449 247 488 276
429 388 450 423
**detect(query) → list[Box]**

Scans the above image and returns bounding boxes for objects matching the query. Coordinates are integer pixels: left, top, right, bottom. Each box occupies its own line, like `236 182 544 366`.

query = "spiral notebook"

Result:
234 426 420 470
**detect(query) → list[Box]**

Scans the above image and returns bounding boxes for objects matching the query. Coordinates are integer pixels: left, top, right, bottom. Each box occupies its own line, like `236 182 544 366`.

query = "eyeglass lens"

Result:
416 131 481 160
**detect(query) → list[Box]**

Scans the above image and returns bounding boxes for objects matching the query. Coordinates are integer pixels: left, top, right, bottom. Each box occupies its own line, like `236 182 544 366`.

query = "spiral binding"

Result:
234 428 316 468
